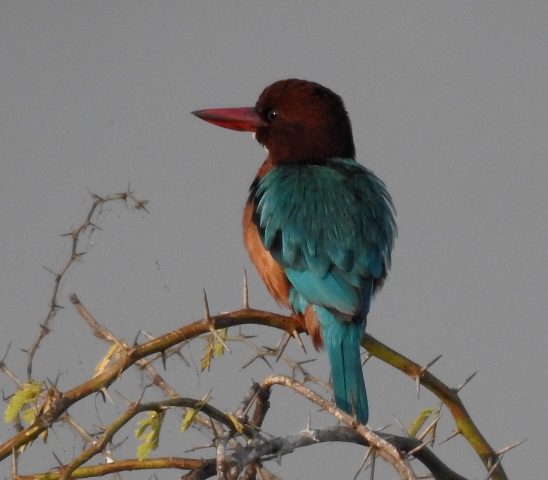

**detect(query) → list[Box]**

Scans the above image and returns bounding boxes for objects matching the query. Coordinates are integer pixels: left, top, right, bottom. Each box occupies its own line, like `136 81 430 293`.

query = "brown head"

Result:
192 79 355 164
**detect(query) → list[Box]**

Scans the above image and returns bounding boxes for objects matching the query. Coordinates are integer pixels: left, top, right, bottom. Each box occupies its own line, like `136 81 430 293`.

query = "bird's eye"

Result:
266 109 278 121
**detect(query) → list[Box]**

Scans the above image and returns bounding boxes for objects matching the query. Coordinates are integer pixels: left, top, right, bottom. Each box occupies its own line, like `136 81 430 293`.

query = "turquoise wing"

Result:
251 158 396 316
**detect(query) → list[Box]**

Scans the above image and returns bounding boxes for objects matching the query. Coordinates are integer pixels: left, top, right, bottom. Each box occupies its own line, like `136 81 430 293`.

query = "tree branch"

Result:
1 307 509 480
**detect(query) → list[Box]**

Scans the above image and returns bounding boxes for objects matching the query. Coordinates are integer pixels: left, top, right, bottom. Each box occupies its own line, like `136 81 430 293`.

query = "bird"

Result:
192 79 396 424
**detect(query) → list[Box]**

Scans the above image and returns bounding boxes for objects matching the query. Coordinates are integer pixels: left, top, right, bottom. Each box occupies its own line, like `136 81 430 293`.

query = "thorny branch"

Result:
0 303 513 480
25 187 148 380
0 190 516 480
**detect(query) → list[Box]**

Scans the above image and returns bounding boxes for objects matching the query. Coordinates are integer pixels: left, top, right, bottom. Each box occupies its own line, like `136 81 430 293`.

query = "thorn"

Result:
115 390 131 406
203 289 231 354
134 389 146 407
424 354 443 370
203 289 211 323
291 329 307 354
238 386 261 419
417 409 442 442
393 415 410 437
454 371 478 393
103 449 115 464
95 424 108 433
99 387 114 405
90 192 104 202
439 428 460 445
45 375 60 390
306 413 312 431
361 352 372 366
416 354 442 398
213 331 231 354
483 454 504 480
43 266 58 275
38 323 51 335
243 270 249 309
185 441 216 453
11 446 17 476
110 436 128 454
275 333 291 362
407 438 433 457
174 349 191 367
134 199 149 213
51 451 64 467
241 355 258 369
1 342 12 363
353 446 373 480
161 351 167 370
495 439 526 456
211 419 221 442
296 358 316 366
372 423 391 433
89 221 103 231
369 452 376 480
259 355 274 371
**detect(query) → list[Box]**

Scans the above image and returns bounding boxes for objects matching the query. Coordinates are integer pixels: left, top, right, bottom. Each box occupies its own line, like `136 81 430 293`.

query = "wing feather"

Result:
252 158 396 317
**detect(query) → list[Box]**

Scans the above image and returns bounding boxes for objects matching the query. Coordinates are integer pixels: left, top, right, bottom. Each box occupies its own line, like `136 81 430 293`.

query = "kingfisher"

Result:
193 79 396 424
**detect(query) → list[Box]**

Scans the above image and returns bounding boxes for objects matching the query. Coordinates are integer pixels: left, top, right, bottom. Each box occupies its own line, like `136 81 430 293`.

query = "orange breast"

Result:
243 159 324 349
243 201 291 308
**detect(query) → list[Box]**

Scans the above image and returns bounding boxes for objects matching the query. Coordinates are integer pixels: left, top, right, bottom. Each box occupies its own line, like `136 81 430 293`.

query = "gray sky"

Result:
1 2 546 478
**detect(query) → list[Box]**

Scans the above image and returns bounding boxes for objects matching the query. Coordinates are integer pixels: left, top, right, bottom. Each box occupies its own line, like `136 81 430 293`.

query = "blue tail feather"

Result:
315 307 368 424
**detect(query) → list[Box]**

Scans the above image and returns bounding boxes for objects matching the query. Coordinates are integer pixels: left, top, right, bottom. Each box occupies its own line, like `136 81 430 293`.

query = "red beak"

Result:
192 107 266 132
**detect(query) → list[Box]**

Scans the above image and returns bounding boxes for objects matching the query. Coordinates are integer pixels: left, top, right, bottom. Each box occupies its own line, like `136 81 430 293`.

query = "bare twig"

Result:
26 189 148 380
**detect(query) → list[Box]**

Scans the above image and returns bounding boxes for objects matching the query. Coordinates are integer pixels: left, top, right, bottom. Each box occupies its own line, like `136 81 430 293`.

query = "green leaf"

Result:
181 393 211 432
201 328 228 371
180 408 199 432
201 335 214 371
136 439 152 461
4 381 42 423
408 407 435 438
226 413 244 433
21 407 36 425
214 328 228 357
134 410 165 460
